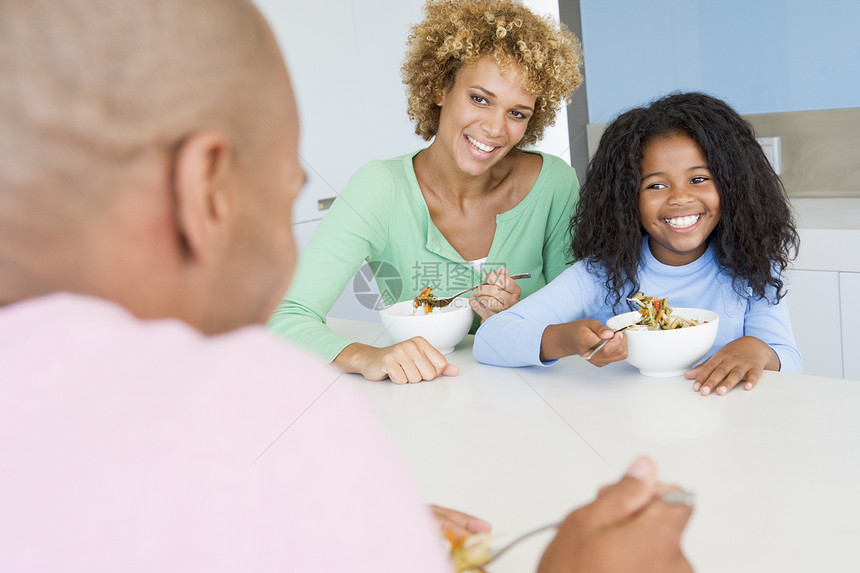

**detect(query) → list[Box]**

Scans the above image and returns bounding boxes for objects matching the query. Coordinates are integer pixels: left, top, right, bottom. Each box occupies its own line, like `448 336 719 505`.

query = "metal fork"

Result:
467 489 695 570
419 273 531 308
582 318 643 361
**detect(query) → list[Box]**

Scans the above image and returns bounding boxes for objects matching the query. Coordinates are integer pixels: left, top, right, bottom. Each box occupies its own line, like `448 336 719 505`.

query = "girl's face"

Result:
638 132 722 266
434 56 536 177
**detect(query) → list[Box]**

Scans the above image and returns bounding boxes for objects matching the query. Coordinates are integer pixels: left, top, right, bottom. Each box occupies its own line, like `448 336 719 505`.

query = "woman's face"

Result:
638 132 722 266
434 56 536 177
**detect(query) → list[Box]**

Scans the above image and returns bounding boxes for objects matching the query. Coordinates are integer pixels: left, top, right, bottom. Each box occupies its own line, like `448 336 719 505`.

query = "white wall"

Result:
256 0 570 226
256 0 572 320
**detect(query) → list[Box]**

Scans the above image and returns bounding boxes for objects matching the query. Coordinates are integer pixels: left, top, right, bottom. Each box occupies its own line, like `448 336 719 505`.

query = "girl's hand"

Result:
685 336 780 396
579 320 628 367
540 319 628 366
469 267 523 322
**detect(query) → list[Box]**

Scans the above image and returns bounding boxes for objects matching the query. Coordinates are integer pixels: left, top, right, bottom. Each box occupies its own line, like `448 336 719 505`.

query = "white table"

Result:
329 318 860 573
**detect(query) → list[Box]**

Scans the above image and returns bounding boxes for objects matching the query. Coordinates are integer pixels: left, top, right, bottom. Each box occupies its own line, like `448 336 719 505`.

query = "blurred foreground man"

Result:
0 1 692 571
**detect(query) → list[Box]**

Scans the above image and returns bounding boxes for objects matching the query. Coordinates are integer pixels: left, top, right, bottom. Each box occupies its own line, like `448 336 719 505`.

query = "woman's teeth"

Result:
467 136 495 153
665 215 700 229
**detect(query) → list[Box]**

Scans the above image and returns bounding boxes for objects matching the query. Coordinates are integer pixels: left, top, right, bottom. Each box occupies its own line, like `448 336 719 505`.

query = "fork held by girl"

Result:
474 92 801 396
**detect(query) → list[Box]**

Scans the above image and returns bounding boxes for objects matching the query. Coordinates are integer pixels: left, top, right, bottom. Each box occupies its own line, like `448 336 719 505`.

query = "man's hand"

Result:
538 457 694 573
430 505 492 540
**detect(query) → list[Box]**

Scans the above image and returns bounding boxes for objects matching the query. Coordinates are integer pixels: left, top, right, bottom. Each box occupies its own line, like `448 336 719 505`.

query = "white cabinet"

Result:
785 225 860 380
840 273 860 380
786 267 860 381
786 270 843 378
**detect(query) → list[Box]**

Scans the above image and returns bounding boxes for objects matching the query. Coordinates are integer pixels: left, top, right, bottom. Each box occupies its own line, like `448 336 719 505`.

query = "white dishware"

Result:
379 298 473 355
606 308 719 377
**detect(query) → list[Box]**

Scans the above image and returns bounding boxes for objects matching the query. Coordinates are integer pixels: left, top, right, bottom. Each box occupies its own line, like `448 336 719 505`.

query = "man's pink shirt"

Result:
0 294 451 572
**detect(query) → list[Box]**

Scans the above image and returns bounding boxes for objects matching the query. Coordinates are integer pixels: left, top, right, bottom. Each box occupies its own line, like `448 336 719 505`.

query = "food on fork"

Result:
446 530 492 573
413 286 437 315
628 293 703 330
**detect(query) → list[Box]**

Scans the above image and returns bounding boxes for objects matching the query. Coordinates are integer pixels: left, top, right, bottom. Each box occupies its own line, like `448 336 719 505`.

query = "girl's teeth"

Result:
467 136 495 153
665 215 700 229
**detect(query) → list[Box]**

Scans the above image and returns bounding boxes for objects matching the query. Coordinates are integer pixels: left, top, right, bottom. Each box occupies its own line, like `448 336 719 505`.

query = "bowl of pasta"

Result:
607 294 719 377
379 294 473 355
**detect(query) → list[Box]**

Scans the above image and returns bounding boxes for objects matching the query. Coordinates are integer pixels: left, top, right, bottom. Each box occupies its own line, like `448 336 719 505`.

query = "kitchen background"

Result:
256 0 860 379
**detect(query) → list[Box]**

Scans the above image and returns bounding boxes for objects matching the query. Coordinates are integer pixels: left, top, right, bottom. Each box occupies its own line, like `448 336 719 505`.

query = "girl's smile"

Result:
638 132 722 266
664 214 702 230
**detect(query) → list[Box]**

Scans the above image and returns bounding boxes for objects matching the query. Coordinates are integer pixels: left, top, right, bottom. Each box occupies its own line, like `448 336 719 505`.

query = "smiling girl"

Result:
269 0 583 384
474 92 802 396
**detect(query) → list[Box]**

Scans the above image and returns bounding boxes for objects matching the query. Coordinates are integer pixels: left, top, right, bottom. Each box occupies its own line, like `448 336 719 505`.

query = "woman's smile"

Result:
465 135 498 155
433 56 535 177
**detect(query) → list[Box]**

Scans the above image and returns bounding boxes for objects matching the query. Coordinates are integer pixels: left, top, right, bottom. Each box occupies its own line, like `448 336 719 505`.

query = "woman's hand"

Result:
469 267 522 322
430 505 492 540
685 336 780 396
540 319 627 366
335 340 459 384
538 457 693 573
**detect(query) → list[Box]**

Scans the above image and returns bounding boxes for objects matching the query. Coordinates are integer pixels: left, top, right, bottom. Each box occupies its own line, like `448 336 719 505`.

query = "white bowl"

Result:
379 298 474 355
606 308 720 377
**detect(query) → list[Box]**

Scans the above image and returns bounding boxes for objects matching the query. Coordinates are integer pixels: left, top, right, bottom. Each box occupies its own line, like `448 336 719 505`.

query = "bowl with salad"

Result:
607 293 719 377
379 286 473 355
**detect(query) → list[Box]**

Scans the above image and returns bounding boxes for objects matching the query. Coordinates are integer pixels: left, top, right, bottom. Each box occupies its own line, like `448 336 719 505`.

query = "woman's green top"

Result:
268 149 579 362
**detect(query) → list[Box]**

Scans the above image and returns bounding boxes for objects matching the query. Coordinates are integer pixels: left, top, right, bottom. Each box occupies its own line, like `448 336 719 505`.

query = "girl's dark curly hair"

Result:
569 92 799 311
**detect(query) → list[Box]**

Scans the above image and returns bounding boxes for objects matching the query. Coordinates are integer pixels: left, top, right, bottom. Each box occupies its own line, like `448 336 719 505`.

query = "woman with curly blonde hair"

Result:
270 0 584 384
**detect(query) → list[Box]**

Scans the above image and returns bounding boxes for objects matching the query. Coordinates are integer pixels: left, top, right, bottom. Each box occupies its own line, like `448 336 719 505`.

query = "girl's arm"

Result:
541 319 628 366
685 286 801 395
473 265 604 367
468 156 580 323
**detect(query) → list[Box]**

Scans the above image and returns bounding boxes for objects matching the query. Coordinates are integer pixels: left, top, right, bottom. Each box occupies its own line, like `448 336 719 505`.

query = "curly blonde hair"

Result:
402 0 583 147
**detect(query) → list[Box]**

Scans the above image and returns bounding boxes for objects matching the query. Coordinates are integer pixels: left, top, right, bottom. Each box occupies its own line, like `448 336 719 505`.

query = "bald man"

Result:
0 0 453 570
0 0 692 571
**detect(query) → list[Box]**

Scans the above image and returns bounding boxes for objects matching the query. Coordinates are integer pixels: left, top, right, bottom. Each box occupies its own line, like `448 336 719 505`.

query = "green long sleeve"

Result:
268 150 579 362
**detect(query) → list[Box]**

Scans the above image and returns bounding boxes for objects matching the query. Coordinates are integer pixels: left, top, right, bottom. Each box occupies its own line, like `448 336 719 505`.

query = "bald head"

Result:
0 0 304 332
0 0 279 189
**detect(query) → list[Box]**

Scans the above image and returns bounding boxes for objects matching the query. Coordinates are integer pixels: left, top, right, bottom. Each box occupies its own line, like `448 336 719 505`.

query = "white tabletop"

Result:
329 318 860 573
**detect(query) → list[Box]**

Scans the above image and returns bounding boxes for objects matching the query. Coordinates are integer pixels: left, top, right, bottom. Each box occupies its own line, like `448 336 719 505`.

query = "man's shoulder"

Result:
0 293 367 462
0 295 451 572
0 293 336 384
